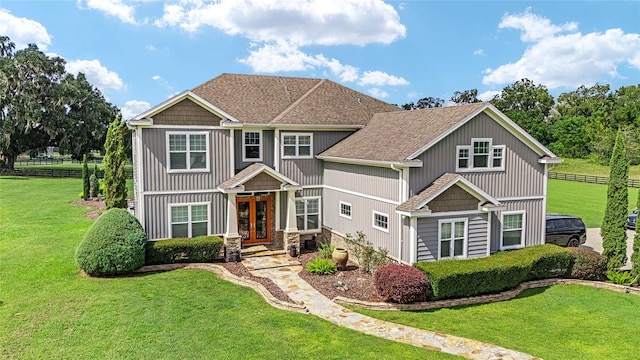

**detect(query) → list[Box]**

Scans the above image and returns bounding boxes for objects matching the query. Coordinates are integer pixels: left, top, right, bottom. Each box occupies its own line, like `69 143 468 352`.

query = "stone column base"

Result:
284 231 300 257
224 235 242 262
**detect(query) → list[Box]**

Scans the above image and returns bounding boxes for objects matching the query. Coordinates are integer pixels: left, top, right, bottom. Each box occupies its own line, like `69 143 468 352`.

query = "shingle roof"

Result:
217 163 300 191
397 173 461 212
191 73 398 126
319 103 487 163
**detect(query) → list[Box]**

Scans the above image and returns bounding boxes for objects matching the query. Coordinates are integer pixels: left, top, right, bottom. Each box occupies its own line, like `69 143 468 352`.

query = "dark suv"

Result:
545 214 587 247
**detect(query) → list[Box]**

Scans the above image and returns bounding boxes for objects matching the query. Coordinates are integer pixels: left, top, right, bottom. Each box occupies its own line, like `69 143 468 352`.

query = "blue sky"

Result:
1 0 639 119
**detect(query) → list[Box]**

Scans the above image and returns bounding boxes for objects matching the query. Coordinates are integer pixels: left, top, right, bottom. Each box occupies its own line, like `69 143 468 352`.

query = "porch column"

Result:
285 190 298 232
224 192 241 262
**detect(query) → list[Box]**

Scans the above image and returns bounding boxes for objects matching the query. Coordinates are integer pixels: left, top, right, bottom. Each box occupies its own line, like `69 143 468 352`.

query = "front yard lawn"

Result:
353 285 640 360
0 176 455 359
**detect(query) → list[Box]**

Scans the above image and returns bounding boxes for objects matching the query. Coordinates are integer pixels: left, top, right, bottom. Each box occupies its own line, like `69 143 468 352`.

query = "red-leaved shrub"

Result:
568 247 607 281
373 264 429 303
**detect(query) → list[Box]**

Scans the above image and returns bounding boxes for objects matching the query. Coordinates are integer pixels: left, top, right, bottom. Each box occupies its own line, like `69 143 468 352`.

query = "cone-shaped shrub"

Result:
76 208 147 276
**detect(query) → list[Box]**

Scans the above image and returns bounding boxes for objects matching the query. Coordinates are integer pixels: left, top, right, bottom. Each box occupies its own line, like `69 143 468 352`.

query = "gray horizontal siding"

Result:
280 131 352 186
234 130 275 171
144 192 227 240
490 198 545 252
324 162 399 202
409 113 545 198
141 128 232 192
323 187 400 259
416 213 488 262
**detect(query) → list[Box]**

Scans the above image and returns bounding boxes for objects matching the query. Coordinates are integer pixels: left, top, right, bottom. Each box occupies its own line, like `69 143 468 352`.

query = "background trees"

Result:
0 35 117 169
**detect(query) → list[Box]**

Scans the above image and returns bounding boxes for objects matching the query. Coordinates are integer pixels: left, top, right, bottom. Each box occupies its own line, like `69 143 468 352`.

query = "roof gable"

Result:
217 163 300 193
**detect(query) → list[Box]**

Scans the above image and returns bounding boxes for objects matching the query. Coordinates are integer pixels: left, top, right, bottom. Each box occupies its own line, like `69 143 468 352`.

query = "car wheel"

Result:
567 237 579 247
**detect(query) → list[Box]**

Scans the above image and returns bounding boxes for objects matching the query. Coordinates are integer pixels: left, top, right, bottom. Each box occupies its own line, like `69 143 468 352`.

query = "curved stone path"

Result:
242 255 540 360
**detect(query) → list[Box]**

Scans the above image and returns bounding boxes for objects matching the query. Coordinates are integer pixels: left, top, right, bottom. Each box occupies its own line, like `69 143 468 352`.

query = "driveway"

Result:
583 228 634 270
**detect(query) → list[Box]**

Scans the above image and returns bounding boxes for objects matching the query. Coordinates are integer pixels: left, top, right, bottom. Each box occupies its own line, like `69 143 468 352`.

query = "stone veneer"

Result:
224 235 242 262
283 231 300 256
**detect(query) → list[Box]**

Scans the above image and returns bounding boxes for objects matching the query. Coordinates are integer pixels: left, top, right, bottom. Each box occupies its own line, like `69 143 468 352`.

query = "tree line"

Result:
0 35 117 170
402 79 640 165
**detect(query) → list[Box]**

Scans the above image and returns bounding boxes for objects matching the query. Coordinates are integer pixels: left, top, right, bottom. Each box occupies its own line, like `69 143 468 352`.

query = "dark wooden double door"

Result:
237 196 271 245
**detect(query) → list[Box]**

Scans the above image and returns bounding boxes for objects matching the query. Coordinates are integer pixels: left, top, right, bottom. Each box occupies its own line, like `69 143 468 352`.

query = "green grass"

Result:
553 157 640 179
0 177 455 359
353 285 640 360
547 179 638 227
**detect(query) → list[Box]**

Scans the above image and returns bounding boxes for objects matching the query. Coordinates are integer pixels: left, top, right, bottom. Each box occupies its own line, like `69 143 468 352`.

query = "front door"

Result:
237 196 271 245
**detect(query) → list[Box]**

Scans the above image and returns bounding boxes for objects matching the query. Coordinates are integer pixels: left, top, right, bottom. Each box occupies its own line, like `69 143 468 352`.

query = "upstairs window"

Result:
243 130 262 162
167 132 209 172
282 133 313 159
456 138 505 171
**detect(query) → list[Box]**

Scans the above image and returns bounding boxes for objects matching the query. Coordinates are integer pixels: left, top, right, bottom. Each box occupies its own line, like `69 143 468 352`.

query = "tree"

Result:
401 96 444 110
491 78 555 145
82 154 89 200
103 115 128 209
632 183 640 277
601 129 629 270
450 89 481 105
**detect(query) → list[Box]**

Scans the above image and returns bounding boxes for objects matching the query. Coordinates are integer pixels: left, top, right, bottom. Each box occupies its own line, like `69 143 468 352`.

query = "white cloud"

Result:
151 75 161 80
358 71 409 86
473 49 484 56
0 9 52 50
77 0 137 24
120 99 151 120
155 0 406 46
483 11 640 89
477 90 500 102
367 88 389 99
146 44 156 51
66 59 125 91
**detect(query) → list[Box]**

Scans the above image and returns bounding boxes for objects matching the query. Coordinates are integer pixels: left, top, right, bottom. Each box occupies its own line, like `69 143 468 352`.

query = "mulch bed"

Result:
70 199 382 304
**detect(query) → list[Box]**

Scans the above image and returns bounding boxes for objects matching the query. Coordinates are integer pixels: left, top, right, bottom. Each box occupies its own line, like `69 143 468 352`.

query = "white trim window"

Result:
169 203 210 238
295 197 320 232
167 132 209 172
282 133 313 159
501 211 526 250
438 218 467 259
242 130 262 162
456 138 505 171
372 211 389 233
339 201 352 219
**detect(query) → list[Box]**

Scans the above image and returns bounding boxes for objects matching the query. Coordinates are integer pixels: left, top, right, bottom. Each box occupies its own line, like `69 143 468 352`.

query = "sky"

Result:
0 0 639 119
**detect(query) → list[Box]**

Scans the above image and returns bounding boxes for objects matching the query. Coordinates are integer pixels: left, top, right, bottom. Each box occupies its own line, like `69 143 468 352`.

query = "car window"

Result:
546 219 557 231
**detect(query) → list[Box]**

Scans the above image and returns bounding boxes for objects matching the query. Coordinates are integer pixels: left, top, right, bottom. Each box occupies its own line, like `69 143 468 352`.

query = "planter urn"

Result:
332 248 349 270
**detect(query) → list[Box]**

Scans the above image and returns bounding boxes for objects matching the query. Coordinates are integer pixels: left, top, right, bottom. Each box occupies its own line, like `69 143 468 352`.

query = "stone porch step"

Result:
241 245 286 258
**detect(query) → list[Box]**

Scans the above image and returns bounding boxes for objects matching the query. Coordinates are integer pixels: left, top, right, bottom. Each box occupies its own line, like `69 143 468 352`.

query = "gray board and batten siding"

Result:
490 198 545 251
279 131 353 186
409 112 545 198
140 128 233 192
234 130 275 171
278 188 323 230
144 192 227 240
416 213 489 262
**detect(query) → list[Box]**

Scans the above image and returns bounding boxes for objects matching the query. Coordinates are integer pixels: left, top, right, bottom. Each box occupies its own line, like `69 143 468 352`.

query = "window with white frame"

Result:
282 133 313 159
372 211 389 232
339 201 352 219
501 211 526 249
167 132 209 171
243 130 262 161
456 138 505 171
439 219 467 259
295 197 320 231
170 203 209 238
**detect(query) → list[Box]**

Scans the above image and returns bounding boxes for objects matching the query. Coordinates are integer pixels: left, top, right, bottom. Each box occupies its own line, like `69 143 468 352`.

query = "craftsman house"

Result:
128 73 561 263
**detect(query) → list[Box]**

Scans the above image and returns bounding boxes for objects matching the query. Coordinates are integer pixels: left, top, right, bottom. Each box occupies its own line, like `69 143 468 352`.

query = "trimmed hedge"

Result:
415 245 572 300
373 264 429 304
76 208 147 276
145 236 224 265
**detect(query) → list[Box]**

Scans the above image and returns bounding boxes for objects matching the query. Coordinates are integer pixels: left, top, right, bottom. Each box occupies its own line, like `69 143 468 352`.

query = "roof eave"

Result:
316 155 423 168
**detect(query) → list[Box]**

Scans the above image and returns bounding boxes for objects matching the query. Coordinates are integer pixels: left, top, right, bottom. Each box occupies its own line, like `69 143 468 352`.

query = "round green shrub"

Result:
373 264 429 304
76 208 147 276
568 247 608 281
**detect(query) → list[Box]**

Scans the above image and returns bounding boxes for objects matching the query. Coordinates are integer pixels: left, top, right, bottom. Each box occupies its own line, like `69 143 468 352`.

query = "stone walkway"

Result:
242 255 540 360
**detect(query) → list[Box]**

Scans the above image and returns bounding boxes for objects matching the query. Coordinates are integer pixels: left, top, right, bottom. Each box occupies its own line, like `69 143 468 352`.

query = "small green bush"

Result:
607 270 634 285
568 247 608 280
318 242 335 259
76 208 147 276
307 257 336 275
373 264 429 303
89 173 99 198
145 236 223 265
344 231 388 273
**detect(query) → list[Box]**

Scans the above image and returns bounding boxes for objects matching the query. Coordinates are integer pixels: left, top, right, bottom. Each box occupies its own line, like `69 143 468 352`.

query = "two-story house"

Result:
128 73 560 263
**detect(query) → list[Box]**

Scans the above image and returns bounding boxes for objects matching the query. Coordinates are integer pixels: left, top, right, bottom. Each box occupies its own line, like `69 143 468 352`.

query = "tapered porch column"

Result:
284 189 300 256
224 192 241 261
